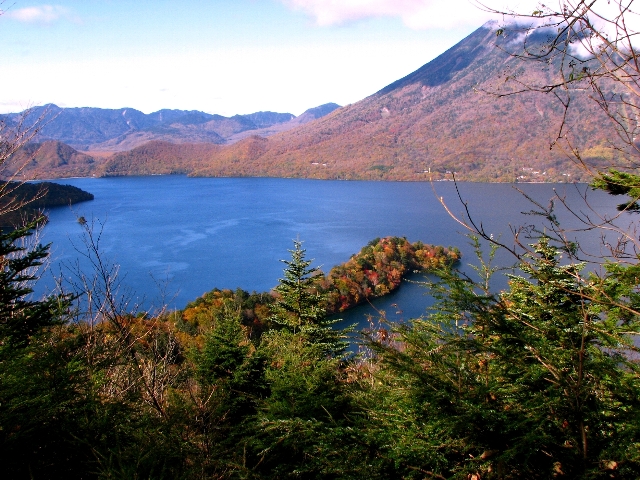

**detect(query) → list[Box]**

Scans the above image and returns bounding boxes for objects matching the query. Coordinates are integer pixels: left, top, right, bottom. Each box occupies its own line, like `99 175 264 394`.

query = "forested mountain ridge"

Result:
99 141 220 177
4 140 98 179
0 181 93 227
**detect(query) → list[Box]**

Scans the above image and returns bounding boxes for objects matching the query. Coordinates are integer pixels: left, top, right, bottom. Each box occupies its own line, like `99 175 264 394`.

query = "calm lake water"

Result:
35 176 625 329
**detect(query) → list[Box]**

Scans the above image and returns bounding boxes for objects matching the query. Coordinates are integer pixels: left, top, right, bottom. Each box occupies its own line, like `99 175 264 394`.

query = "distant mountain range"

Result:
3 103 340 152
3 23 615 182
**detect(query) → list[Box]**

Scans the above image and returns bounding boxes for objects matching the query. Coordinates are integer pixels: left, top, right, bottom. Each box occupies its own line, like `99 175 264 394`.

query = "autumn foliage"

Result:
321 236 460 312
177 237 460 337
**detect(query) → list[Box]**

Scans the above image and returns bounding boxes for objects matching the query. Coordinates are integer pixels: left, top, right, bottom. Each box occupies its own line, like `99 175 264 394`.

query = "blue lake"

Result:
35 176 625 329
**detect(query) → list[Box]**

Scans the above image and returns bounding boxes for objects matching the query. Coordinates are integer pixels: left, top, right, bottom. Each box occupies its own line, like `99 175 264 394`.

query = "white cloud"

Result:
496 1 640 54
280 0 614 30
3 5 72 24
279 0 501 29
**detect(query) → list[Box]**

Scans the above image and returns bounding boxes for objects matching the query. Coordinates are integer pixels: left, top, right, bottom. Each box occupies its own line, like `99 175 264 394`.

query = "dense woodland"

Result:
322 237 460 313
2 218 640 478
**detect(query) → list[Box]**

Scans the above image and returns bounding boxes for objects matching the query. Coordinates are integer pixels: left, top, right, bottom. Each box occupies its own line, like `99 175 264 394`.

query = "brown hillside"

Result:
7 25 615 183
99 141 220 176
85 129 224 153
190 25 613 182
3 140 100 180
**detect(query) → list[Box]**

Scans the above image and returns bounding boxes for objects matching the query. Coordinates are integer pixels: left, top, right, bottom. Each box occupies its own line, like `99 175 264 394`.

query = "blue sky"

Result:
0 0 508 116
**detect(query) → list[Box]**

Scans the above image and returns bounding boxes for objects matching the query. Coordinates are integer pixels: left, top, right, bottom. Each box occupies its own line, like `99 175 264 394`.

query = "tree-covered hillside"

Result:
0 181 94 228
2 24 619 183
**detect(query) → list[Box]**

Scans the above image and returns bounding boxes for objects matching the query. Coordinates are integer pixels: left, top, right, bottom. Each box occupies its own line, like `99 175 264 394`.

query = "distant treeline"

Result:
0 181 94 228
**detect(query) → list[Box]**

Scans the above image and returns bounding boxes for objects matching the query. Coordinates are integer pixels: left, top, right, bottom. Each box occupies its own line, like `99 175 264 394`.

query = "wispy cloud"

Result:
3 5 74 24
279 0 499 29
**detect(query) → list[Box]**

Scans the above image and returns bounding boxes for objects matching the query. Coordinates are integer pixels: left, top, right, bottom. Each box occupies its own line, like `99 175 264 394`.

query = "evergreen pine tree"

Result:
252 241 355 477
0 221 96 478
270 239 346 357
363 236 640 478
592 170 640 212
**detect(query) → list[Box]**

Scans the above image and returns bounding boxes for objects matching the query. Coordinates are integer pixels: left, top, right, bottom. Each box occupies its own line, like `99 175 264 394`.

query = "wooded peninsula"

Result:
0 181 94 228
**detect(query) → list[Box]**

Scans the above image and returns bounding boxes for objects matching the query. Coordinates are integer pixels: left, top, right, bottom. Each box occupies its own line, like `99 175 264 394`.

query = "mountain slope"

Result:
3 140 99 179
191 25 612 182
98 141 220 176
5 24 614 182
224 103 341 143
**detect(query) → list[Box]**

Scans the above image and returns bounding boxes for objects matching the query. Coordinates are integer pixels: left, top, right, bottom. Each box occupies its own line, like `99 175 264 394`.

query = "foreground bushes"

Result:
1 229 639 479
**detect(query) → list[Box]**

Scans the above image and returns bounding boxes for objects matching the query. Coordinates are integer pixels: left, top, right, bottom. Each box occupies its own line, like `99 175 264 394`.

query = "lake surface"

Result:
36 176 626 328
